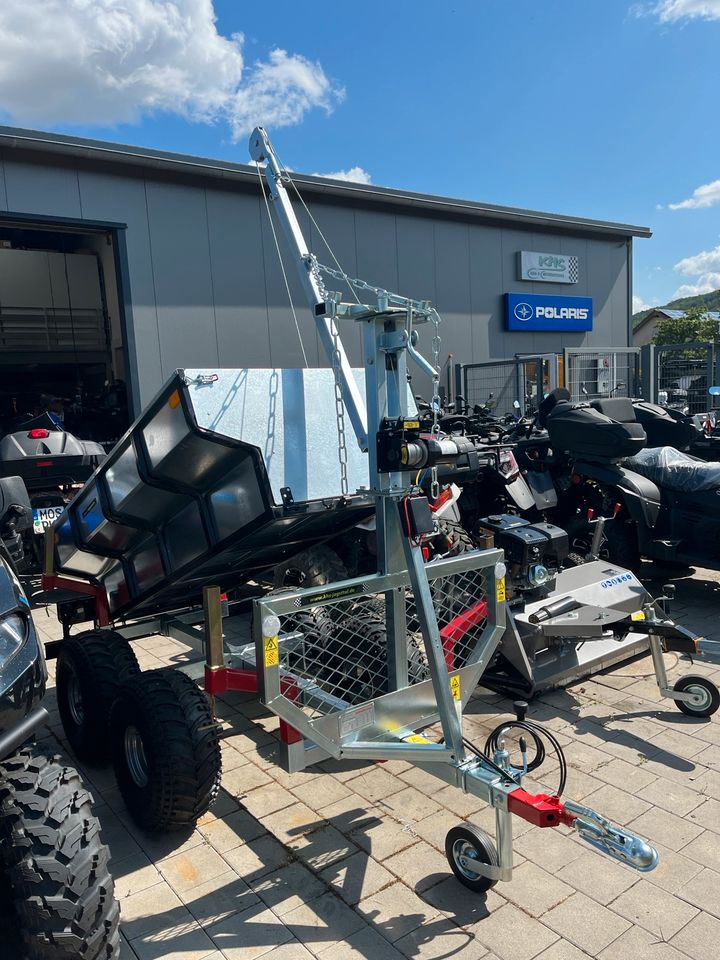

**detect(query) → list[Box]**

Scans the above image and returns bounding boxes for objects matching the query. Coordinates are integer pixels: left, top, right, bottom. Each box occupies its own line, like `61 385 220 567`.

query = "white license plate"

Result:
32 506 65 535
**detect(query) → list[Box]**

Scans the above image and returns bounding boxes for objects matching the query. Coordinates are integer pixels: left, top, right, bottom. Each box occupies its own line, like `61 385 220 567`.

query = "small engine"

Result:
477 514 569 601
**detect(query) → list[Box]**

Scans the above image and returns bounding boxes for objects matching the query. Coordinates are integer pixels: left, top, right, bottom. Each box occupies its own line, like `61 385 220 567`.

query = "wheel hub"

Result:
685 684 712 710
124 725 149 788
453 839 482 880
66 667 84 727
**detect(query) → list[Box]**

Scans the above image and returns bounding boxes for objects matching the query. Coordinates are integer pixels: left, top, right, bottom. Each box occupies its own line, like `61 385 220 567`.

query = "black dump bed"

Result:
51 370 374 618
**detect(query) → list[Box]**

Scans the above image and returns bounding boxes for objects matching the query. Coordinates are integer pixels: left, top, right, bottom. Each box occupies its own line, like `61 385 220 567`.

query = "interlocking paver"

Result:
357 881 439 943
129 916 217 960
637 775 706 817
318 923 406 959
119 883 187 941
670 910 720 960
207 903 294 960
500 861 574 917
627 806 705 852
159 842 229 895
383 840 451 894
222 834 294 880
283 892 367 954
469 902 558 960
251 863 326 917
534 941 592 960
642 840 705 894
609 878 698 939
319 850 394 906
679 827 720 872
394 915 489 958
599 925 691 960
542 892 630 955
556 850 639 905
676 866 720 918
178 870 259 926
419 876 505 929
288 823 359 872
687 796 720 833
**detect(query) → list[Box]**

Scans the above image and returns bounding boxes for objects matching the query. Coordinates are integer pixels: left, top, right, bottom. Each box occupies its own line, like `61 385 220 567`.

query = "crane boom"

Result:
249 126 368 452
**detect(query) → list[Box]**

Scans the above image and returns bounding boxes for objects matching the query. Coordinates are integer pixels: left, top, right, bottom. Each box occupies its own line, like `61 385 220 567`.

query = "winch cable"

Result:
275 154 363 307
484 719 568 797
255 162 309 368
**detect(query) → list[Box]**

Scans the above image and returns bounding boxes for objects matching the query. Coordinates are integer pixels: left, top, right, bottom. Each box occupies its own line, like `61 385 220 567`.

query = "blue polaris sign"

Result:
506 293 593 332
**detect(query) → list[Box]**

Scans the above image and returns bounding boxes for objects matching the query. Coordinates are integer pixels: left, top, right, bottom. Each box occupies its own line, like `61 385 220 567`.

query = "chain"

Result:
430 308 442 500
317 262 434 316
330 318 349 496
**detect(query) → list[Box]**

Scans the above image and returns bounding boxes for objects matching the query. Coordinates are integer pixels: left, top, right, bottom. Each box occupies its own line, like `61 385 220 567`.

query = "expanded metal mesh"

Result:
565 350 638 403
272 565 489 721
656 348 712 415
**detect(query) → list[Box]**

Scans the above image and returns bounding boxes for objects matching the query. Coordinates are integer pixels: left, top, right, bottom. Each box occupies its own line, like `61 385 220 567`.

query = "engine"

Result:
477 513 569 602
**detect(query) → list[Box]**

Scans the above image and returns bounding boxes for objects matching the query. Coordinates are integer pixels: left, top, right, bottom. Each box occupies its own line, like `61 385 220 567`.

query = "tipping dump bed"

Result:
51 369 373 618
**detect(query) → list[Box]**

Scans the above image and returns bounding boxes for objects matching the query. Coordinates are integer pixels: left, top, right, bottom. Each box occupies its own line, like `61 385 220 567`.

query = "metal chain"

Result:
309 256 349 495
330 318 349 496
430 309 442 500
317 262 434 316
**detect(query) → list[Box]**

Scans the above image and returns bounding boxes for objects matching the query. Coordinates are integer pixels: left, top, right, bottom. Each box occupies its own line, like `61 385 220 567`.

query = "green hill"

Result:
633 289 720 329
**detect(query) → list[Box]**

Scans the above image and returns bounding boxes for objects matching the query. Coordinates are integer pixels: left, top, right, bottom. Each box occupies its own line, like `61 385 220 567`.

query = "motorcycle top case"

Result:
546 400 646 461
51 369 373 618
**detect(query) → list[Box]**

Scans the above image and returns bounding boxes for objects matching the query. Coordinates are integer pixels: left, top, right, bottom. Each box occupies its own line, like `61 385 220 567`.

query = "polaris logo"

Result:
536 306 589 321
600 573 634 588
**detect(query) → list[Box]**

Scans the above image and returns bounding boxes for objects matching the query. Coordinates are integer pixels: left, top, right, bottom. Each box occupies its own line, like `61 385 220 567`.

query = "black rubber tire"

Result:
0 747 120 960
273 544 347 589
56 630 140 764
673 675 720 718
436 518 476 556
109 668 222 833
445 823 499 893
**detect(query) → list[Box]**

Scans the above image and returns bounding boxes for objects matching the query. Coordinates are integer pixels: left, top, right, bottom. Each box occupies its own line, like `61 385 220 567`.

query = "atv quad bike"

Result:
0 554 119 959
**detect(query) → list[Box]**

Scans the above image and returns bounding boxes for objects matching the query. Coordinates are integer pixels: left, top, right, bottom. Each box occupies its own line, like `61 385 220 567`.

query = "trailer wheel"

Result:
56 630 140 764
673 675 720 718
109 668 221 832
273 544 347 589
0 747 120 960
445 823 499 893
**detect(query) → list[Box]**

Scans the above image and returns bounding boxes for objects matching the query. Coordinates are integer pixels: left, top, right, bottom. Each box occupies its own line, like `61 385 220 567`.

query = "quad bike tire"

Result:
0 747 120 959
109 667 221 833
273 544 347 589
56 630 140 764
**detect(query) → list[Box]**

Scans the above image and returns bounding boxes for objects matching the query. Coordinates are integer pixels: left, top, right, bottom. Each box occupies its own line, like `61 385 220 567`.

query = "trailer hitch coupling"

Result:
564 799 659 871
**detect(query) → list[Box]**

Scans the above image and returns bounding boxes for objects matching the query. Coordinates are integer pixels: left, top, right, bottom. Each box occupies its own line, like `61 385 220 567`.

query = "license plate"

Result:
32 506 65 535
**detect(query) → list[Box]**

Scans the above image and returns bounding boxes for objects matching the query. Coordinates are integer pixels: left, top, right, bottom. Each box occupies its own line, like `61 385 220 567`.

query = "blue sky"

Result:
0 0 718 309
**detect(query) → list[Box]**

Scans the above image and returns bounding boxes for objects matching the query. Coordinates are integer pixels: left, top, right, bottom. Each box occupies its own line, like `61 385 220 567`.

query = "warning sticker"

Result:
450 674 461 701
264 635 279 668
404 734 432 744
496 577 506 602
631 611 646 621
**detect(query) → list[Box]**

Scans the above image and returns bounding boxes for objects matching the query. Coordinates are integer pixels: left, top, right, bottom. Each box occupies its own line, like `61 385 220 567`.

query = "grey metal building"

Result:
0 126 650 417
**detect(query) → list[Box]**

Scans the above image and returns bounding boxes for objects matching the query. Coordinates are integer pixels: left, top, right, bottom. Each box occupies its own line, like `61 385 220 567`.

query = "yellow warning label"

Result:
450 674 461 701
631 611 646 621
404 734 432 744
264 635 279 668
404 420 420 429
496 577 506 602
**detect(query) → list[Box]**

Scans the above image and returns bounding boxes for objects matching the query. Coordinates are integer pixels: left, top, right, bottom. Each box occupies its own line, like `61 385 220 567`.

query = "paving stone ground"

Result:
20 563 720 959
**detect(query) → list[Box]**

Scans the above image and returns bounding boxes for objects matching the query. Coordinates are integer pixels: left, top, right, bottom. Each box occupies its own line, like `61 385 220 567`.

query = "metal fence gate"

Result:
456 355 557 417
563 348 640 403
653 342 715 416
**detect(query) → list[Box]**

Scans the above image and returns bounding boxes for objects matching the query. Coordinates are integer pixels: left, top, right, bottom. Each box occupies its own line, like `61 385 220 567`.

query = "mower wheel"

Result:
56 630 140 764
109 668 222 832
673 675 720 718
0 747 120 959
445 823 499 893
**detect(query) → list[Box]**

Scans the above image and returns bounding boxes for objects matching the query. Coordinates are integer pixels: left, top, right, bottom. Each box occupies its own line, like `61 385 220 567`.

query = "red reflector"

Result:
28 428 50 439
36 460 54 468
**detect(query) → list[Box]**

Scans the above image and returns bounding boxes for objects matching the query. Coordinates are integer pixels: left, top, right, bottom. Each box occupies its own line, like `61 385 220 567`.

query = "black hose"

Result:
484 719 567 797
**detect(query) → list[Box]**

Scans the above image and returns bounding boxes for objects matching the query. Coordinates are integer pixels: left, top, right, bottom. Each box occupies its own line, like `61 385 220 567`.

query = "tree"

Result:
652 305 719 347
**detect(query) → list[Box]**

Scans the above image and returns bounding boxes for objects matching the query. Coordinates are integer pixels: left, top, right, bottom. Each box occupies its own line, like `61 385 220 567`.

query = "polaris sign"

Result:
506 293 593 332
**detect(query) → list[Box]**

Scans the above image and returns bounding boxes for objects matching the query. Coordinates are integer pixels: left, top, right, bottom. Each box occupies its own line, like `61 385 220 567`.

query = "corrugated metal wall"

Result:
0 153 630 407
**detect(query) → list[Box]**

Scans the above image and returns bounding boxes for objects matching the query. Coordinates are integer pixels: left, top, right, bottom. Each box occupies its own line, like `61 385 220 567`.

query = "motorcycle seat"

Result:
624 445 720 493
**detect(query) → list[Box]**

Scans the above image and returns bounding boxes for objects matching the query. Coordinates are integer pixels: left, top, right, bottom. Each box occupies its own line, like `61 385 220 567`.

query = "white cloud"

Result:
673 275 720 297
654 0 720 20
672 243 720 297
675 244 720 276
633 295 652 312
311 167 372 184
669 178 720 211
0 1 342 138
